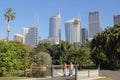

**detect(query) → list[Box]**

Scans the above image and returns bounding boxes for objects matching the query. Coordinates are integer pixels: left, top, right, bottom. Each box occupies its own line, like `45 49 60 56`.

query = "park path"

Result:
100 70 120 80
21 70 120 80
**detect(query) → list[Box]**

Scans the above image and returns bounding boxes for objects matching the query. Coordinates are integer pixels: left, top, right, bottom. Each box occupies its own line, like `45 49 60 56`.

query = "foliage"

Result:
4 8 15 22
67 48 92 66
0 41 29 76
32 52 52 66
30 43 51 56
91 24 120 69
30 41 92 67
4 8 15 41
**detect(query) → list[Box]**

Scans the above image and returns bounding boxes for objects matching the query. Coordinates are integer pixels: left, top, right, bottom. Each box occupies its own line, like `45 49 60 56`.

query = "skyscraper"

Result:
65 17 81 44
113 14 120 25
49 11 61 44
25 27 38 47
89 11 100 38
22 28 29 44
82 28 88 42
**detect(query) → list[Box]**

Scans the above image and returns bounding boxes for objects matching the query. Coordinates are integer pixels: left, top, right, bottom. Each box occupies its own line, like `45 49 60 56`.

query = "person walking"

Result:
63 62 67 76
69 62 74 76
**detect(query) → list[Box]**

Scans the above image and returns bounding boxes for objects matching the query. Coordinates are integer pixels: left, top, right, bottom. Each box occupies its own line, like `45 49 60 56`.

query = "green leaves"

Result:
4 8 15 22
32 52 52 66
0 41 29 76
91 24 120 69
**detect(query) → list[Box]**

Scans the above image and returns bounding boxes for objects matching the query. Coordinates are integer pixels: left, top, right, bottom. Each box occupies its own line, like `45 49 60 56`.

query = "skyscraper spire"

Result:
57 9 61 18
77 9 80 21
34 12 39 27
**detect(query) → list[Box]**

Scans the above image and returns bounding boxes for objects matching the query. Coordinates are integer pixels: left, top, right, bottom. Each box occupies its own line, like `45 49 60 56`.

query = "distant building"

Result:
82 28 88 41
14 34 23 43
49 11 61 44
113 14 120 25
25 27 38 47
89 11 101 38
40 37 55 44
0 38 6 41
65 17 82 44
22 28 29 44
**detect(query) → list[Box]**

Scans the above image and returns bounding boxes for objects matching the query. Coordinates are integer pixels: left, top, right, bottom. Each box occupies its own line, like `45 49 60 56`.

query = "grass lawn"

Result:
94 77 112 80
0 77 28 80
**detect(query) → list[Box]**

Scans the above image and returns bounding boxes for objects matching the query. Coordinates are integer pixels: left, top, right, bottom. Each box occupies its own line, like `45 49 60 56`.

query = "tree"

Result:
67 48 92 66
91 24 120 69
0 41 29 76
4 8 15 41
30 41 93 66
32 52 52 66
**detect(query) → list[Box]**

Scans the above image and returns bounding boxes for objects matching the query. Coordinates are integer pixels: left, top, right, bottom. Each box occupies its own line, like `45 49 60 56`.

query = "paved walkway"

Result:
100 70 120 80
21 70 120 80
21 76 103 80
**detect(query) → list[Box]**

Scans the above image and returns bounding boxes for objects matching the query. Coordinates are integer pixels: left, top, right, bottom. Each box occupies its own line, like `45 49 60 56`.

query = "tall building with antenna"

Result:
23 15 39 47
49 11 61 44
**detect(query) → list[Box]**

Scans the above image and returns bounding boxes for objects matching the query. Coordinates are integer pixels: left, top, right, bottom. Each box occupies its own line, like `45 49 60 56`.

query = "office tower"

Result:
14 34 23 43
65 17 81 44
89 11 100 38
82 28 88 41
25 27 38 47
113 14 120 25
22 28 29 44
49 11 61 44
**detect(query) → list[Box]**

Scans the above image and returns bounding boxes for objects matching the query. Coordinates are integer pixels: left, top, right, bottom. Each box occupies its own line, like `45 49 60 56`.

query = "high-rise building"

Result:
14 34 23 43
22 28 29 44
113 14 120 25
82 28 88 42
89 11 100 38
25 27 38 47
65 17 82 44
49 11 61 44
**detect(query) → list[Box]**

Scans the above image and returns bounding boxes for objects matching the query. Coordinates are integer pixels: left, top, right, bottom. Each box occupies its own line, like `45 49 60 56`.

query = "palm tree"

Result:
4 8 15 41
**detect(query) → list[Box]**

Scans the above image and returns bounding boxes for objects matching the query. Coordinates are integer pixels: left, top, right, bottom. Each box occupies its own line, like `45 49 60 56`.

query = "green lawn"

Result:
0 77 28 80
94 78 112 80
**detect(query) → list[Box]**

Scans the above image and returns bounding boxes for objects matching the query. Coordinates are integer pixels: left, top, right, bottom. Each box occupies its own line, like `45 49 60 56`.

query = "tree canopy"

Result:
91 24 120 69
30 41 92 66
0 41 29 76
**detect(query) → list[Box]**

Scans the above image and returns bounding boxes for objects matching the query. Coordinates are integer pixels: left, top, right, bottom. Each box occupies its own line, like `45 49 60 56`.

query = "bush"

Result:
32 52 52 66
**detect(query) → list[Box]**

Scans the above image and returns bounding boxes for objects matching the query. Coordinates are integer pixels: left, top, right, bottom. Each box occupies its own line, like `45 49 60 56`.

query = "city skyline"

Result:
0 0 120 40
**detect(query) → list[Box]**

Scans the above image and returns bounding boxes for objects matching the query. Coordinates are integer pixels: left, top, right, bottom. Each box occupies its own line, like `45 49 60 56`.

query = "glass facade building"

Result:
49 12 61 44
113 14 120 25
65 17 82 44
82 28 88 41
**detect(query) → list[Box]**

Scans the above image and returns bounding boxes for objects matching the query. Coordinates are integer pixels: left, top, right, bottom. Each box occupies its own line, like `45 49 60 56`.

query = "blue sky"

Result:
0 0 120 40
